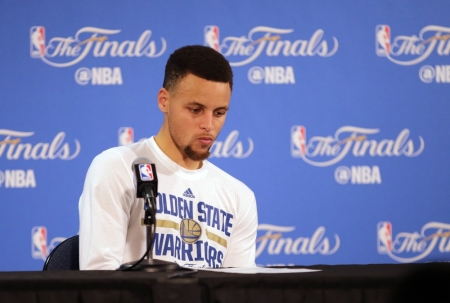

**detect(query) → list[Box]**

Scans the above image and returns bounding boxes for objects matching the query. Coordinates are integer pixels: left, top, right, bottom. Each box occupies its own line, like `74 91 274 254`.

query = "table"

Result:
0 263 449 303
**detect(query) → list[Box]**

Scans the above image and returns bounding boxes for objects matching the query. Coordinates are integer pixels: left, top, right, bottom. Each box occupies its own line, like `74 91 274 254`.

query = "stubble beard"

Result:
168 121 212 162
184 145 211 161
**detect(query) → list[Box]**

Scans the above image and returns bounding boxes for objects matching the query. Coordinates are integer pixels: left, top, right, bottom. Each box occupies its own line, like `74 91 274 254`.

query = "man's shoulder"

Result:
206 161 254 195
93 139 152 164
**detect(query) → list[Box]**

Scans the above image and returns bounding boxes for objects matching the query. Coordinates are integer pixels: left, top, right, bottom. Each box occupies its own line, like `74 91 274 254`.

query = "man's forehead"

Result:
172 73 231 93
170 75 231 101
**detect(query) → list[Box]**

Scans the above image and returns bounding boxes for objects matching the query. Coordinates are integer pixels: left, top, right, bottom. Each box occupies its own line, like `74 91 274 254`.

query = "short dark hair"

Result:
163 45 233 92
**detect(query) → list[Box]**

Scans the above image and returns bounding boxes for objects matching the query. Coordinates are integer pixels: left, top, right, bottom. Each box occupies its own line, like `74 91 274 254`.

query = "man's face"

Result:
166 74 231 161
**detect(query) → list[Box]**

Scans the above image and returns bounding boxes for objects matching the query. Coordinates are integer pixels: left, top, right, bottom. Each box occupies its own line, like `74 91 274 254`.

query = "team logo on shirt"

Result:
180 218 202 244
155 192 233 267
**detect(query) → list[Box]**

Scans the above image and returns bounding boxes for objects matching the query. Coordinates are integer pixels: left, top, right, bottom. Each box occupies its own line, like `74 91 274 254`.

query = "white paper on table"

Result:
194 267 321 274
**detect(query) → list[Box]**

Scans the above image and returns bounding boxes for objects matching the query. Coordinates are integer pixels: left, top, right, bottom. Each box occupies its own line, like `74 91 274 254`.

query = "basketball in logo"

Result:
180 218 202 244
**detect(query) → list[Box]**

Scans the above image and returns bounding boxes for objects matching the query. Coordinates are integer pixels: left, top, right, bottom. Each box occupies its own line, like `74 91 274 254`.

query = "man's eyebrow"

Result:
186 101 205 107
186 102 229 111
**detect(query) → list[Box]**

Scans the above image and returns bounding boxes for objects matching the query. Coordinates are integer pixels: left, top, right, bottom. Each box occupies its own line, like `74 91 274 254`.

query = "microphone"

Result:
132 157 158 199
118 157 181 272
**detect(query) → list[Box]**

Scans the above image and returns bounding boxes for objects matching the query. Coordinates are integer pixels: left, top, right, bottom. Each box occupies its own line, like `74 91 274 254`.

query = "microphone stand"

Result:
119 191 180 272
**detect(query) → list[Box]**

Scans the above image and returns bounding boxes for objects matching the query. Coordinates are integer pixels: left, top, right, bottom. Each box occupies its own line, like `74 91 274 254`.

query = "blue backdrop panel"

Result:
0 0 449 270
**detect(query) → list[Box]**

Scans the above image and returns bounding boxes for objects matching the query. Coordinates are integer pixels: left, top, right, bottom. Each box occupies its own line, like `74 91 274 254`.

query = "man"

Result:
79 45 258 270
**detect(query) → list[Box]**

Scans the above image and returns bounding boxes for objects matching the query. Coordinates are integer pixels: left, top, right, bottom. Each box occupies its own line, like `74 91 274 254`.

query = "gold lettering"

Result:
0 138 20 145
76 36 108 46
251 35 281 45
336 135 367 146
421 34 450 45
256 233 282 242
423 231 450 241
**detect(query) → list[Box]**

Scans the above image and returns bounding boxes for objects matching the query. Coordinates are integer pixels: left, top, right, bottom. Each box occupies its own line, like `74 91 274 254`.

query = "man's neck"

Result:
154 130 203 170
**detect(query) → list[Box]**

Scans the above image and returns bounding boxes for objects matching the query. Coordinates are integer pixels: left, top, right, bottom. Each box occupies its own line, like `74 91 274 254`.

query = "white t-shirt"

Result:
79 137 258 270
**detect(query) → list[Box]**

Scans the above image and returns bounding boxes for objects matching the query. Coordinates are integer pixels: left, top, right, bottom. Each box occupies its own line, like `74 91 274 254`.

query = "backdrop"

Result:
1 0 449 271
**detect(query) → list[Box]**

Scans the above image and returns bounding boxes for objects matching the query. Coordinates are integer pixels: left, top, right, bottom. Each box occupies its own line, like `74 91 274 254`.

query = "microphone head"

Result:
131 157 153 171
131 157 158 199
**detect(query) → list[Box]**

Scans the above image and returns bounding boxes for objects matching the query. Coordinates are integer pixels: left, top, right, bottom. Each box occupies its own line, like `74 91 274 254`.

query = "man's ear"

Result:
157 88 170 113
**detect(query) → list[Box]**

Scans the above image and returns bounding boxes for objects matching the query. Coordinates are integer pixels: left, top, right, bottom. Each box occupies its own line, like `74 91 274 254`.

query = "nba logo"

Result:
204 26 220 51
291 125 307 157
377 221 393 254
31 226 47 260
118 127 134 146
30 26 45 58
375 25 391 56
139 164 154 181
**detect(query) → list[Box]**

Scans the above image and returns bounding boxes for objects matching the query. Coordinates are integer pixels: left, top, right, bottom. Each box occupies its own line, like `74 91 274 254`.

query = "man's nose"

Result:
200 113 213 132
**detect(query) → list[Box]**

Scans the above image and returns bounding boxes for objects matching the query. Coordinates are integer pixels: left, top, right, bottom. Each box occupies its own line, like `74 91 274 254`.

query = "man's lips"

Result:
197 137 213 145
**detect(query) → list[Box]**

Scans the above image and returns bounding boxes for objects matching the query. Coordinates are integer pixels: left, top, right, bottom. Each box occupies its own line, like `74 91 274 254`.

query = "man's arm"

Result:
78 150 134 270
222 194 258 267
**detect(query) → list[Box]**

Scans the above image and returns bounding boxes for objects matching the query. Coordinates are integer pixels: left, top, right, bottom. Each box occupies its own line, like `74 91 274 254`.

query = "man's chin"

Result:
184 146 211 161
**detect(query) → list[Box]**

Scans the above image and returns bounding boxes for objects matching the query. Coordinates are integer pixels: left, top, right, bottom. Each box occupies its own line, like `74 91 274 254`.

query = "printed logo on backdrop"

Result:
291 126 424 184
118 128 253 159
0 129 80 160
375 25 450 84
205 25 338 66
256 224 340 263
204 25 338 84
0 129 80 188
31 226 66 261
204 26 220 51
75 67 123 85
377 221 450 263
209 130 253 159
30 26 166 85
418 65 450 84
118 127 134 146
248 66 295 85
30 26 166 66
0 169 36 188
30 26 45 57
